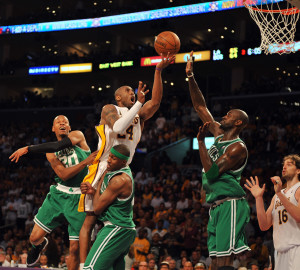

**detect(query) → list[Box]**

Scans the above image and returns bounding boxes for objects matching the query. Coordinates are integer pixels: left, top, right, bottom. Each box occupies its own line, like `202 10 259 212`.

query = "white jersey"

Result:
97 105 142 165
272 182 300 252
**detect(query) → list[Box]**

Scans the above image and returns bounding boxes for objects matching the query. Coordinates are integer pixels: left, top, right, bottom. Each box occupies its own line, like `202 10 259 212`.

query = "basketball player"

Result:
245 154 300 270
186 51 250 270
9 115 98 270
80 144 136 270
78 53 175 269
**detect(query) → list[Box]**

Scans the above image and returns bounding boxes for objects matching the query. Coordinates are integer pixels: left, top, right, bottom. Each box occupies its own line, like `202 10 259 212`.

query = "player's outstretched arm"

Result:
186 51 221 136
139 53 175 122
9 131 88 163
272 176 300 222
46 151 98 181
93 173 131 215
245 176 273 231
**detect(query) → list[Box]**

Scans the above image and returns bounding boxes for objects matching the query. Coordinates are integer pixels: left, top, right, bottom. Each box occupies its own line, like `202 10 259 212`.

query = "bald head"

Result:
53 115 69 125
231 109 249 129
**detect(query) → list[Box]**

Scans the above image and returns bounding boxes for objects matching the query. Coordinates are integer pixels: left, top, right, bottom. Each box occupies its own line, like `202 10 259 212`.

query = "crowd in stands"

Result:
0 92 299 269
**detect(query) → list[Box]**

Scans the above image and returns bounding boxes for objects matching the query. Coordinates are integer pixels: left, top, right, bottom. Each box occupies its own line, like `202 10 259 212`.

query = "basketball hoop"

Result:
244 0 300 55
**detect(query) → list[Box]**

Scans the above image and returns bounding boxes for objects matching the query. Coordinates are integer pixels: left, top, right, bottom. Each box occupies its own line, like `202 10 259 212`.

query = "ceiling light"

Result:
231 30 235 33
224 27 227 30
208 29 212 32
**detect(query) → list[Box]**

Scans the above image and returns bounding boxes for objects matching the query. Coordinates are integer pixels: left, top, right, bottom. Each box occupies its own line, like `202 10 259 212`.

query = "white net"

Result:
244 0 300 54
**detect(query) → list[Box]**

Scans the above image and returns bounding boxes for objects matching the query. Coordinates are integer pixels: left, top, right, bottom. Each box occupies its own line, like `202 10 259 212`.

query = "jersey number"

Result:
278 209 288 225
60 153 79 167
117 125 134 140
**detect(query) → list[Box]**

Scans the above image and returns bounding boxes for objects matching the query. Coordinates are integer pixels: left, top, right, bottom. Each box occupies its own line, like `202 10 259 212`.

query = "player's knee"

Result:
69 241 79 256
29 233 43 245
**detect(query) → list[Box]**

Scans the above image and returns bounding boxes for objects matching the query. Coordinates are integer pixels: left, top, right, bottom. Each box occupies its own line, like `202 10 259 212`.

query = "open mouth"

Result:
59 127 66 131
131 96 135 103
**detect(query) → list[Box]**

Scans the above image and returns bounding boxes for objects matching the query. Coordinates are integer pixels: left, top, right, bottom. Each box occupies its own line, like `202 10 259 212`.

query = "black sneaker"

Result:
27 237 48 266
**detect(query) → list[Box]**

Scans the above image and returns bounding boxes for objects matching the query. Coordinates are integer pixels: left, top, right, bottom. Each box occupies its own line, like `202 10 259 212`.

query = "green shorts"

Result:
34 185 86 240
84 224 136 270
207 198 251 257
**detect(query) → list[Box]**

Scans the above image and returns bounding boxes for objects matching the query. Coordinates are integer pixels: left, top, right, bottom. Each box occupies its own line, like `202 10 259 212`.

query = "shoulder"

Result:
109 172 132 188
226 141 248 156
295 183 300 202
102 104 117 114
69 130 85 139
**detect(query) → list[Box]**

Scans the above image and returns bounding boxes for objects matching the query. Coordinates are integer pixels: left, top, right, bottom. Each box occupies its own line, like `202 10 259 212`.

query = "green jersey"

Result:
54 145 91 187
202 135 247 203
98 166 135 228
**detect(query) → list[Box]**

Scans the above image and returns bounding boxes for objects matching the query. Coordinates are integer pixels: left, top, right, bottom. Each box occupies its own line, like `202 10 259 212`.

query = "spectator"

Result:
124 245 135 270
133 229 150 263
163 224 183 259
152 220 168 239
183 261 193 270
160 261 170 270
176 192 188 210
250 236 269 268
151 191 165 210
18 253 28 268
148 258 157 270
139 261 148 270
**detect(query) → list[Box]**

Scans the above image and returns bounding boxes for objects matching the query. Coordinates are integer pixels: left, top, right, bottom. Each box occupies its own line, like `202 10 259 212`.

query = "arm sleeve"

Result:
112 101 142 133
28 136 73 153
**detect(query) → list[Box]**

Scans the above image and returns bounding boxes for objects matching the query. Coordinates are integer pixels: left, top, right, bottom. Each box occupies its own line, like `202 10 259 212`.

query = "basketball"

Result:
154 31 180 57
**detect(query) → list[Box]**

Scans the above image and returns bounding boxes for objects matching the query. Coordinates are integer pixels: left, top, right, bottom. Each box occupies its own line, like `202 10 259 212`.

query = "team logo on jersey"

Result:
208 145 219 162
57 147 74 157
275 197 290 210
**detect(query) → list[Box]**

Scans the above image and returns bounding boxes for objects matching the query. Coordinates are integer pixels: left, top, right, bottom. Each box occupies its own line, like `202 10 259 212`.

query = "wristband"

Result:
204 162 219 181
155 67 162 71
187 73 194 78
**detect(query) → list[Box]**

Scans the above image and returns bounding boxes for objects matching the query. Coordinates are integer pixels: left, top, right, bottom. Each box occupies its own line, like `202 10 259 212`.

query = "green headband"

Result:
110 147 129 161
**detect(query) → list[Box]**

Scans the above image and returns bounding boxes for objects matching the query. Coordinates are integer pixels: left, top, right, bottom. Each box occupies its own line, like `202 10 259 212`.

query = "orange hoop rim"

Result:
243 0 300 15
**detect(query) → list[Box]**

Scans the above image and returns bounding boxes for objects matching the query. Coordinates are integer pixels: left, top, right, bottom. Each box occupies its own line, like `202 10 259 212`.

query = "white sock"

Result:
80 263 84 270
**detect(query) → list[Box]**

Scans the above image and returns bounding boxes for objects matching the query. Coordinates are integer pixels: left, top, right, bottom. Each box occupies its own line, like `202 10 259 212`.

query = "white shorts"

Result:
84 161 107 212
275 246 300 270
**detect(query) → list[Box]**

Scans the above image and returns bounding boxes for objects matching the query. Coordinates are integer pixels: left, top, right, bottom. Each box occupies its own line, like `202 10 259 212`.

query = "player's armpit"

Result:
101 104 119 128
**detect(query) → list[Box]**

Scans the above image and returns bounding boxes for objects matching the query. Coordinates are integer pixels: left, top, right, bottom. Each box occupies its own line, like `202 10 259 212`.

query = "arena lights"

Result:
0 0 283 35
60 63 92 74
99 60 134 69
28 66 59 75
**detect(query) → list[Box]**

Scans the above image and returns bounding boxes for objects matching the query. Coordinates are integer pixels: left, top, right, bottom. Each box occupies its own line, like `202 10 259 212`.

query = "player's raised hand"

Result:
271 176 282 194
197 122 210 142
137 81 149 104
85 150 99 166
80 182 96 195
186 51 194 77
156 52 175 70
9 146 29 163
244 176 265 198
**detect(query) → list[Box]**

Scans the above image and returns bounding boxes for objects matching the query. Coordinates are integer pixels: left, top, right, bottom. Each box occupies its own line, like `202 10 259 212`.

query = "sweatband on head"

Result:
110 147 129 161
204 162 219 181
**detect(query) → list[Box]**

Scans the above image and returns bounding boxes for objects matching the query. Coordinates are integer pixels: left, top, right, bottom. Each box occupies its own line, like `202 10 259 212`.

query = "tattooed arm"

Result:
100 104 120 128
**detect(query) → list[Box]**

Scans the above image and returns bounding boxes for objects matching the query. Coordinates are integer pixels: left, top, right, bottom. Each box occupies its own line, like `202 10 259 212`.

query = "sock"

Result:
80 263 84 270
